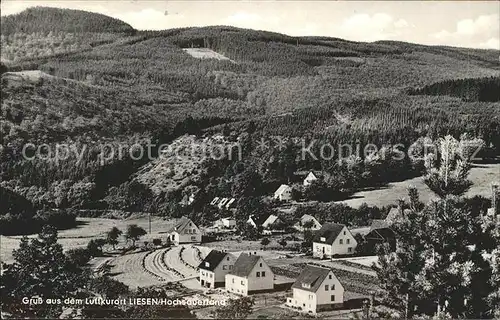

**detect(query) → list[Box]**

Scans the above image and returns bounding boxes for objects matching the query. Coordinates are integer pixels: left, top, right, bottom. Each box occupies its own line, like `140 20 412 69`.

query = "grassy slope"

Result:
339 162 500 208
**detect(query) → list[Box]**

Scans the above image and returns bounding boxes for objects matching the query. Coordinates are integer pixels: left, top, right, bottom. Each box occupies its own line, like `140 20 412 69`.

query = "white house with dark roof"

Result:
198 250 236 288
312 223 357 258
225 253 274 296
274 184 292 201
286 264 344 313
294 214 322 232
166 217 202 245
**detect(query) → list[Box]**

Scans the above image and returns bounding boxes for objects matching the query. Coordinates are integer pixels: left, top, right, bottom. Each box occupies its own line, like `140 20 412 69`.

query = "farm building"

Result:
166 217 202 245
199 250 236 288
274 184 292 201
225 253 274 296
365 219 396 251
210 197 236 209
286 264 344 313
312 223 357 258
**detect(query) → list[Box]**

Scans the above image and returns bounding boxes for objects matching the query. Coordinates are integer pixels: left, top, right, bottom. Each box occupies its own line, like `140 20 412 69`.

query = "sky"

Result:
1 1 499 49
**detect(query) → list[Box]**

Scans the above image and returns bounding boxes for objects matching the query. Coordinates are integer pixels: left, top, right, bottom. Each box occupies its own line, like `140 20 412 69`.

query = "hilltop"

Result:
1 7 134 35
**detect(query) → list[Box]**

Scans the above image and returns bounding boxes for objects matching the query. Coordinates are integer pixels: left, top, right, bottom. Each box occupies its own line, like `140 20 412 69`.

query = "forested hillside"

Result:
1 7 499 229
1 7 134 35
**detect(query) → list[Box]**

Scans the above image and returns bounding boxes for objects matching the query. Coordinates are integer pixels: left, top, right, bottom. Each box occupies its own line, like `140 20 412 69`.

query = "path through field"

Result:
109 251 162 288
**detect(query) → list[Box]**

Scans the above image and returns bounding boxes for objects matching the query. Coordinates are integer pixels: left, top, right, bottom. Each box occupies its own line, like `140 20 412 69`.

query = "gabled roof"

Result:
218 198 229 208
262 214 280 227
275 184 291 195
305 171 321 180
295 170 324 177
366 227 395 242
291 264 333 293
168 217 196 233
385 207 402 224
198 250 228 271
370 219 390 232
225 198 236 208
297 214 320 225
313 223 345 245
228 253 261 277
248 215 267 226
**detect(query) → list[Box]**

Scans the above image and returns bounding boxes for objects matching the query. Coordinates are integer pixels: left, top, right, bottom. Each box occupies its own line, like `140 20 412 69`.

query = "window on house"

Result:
229 265 233 269
262 271 266 277
259 263 262 267
241 280 244 285
325 285 329 291
331 295 335 301
348 247 353 253
191 236 196 240
329 275 332 279
339 239 343 244
232 279 235 284
223 265 227 270
210 274 213 278
343 231 346 235
256 272 260 277
347 239 350 244
331 284 335 290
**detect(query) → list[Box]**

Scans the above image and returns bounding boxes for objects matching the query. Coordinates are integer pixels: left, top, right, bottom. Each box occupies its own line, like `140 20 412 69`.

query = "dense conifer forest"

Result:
1 7 499 227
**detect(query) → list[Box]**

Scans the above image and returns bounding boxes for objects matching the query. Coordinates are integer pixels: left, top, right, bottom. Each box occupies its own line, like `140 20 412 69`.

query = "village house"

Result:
313 223 357 258
274 184 293 201
198 250 236 288
225 253 274 296
246 215 266 229
214 217 236 229
166 217 202 245
262 214 282 229
294 214 322 232
303 171 319 186
286 264 344 313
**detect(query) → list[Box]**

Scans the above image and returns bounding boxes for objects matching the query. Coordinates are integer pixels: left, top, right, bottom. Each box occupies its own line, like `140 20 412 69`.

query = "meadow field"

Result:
0 216 175 263
340 162 500 208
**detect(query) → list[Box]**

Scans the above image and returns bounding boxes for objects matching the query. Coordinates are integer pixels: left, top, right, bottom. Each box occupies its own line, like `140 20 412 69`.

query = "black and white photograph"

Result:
0 0 499 319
